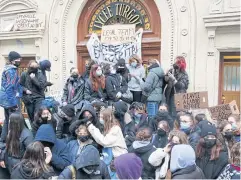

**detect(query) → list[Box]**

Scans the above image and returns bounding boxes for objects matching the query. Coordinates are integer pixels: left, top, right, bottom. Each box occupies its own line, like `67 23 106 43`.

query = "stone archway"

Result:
76 0 162 73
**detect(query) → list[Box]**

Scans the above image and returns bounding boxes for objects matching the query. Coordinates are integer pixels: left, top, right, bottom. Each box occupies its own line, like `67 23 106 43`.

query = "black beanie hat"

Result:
8 51 21 62
200 121 217 138
61 104 75 117
113 101 128 114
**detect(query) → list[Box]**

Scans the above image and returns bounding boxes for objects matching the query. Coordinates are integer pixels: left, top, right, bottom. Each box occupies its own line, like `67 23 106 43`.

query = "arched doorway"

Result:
76 0 161 73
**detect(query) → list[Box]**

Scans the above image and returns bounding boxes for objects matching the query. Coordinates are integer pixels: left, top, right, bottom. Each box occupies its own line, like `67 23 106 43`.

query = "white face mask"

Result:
96 69 102 76
99 119 105 125
110 67 116 74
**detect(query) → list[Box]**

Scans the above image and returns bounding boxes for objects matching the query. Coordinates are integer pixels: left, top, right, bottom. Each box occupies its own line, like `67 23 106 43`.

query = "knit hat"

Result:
200 121 217 138
39 60 51 71
115 58 126 69
114 153 143 180
8 51 21 62
61 104 75 117
113 101 128 114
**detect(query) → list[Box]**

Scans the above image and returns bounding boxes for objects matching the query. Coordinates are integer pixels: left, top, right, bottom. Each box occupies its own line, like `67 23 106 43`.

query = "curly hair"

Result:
136 128 152 141
90 64 105 92
230 142 240 166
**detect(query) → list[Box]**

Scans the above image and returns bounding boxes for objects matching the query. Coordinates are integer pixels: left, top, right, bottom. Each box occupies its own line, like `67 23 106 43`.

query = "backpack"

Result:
67 165 76 180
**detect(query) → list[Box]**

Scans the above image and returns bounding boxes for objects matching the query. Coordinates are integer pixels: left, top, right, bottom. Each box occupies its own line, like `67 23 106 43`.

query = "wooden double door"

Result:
220 53 240 109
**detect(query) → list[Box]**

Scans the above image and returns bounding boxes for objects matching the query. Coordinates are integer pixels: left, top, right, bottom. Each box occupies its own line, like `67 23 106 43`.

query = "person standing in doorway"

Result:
0 51 22 142
20 61 45 122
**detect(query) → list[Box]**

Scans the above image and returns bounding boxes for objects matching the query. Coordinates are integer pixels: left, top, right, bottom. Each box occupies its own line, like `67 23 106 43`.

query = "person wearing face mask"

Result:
84 64 106 103
196 122 228 179
141 59 164 118
163 56 189 119
58 145 110 179
228 114 240 142
128 128 157 179
105 64 128 105
179 113 201 150
82 59 96 80
151 121 170 148
35 124 71 174
127 55 145 102
115 58 130 82
32 106 57 137
62 68 85 107
217 120 236 159
53 104 75 141
170 144 205 179
20 61 46 122
0 51 22 142
67 125 96 163
39 59 53 89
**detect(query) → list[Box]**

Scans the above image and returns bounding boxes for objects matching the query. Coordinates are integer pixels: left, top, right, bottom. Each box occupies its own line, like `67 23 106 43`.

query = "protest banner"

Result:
175 91 208 111
208 100 240 122
14 13 45 30
101 24 136 45
87 28 143 65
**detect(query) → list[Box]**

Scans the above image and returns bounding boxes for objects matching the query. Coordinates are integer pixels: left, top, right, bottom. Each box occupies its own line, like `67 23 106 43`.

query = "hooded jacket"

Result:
114 153 143 180
142 63 164 102
0 128 33 173
105 73 128 102
127 64 145 91
11 162 56 179
58 145 110 179
84 78 106 103
196 149 228 179
20 70 45 103
128 141 157 179
62 76 85 105
185 125 201 150
0 65 22 108
34 124 71 173
76 104 98 125
170 144 205 179
32 116 57 137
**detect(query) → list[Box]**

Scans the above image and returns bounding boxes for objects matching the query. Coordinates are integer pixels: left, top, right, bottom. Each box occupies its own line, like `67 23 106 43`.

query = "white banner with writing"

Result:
87 28 143 65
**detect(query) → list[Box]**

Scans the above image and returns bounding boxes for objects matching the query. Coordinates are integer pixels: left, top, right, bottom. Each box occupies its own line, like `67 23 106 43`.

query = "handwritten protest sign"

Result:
87 28 143 65
208 100 240 121
101 24 136 45
14 13 45 30
175 91 208 111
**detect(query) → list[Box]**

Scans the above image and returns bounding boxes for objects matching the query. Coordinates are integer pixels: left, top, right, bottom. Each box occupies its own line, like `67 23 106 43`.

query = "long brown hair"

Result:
196 135 223 160
230 142 240 166
19 142 53 177
90 64 105 92
217 120 235 151
168 130 188 144
101 108 120 135
6 112 25 157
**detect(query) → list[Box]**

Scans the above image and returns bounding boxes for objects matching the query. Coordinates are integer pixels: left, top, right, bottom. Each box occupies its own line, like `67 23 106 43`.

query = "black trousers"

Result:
130 91 142 103
25 98 44 122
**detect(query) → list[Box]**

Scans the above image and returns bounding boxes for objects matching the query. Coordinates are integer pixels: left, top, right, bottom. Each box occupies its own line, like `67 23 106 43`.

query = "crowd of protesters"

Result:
0 51 240 179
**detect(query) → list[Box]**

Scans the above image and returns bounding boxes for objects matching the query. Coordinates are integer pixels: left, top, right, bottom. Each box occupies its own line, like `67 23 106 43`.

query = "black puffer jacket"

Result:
128 142 156 179
11 162 56 179
196 150 228 179
62 76 85 105
58 145 110 179
20 71 45 104
84 79 106 103
172 165 205 179
105 73 128 102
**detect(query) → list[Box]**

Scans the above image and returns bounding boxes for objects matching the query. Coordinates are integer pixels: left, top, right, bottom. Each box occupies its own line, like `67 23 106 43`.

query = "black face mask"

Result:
79 135 90 142
157 129 166 136
224 132 234 140
14 61 21 68
71 74 78 79
173 64 179 70
41 116 48 121
203 139 216 148
28 67 38 74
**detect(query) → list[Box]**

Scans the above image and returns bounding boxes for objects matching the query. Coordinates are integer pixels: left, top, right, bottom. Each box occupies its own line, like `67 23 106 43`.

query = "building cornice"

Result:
203 13 240 27
0 30 44 40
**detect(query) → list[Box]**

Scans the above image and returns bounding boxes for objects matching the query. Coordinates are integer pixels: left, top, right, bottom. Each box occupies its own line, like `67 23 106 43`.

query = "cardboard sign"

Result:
208 100 240 121
87 28 143 65
175 91 208 111
14 13 45 30
101 24 136 45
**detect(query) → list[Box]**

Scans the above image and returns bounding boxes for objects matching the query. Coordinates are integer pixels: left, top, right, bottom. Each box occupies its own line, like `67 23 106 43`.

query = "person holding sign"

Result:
164 56 189 119
127 55 145 103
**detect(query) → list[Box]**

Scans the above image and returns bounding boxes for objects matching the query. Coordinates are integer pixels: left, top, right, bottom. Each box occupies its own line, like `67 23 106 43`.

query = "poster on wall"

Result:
87 27 143 65
101 24 136 45
175 91 209 111
14 13 46 30
208 100 240 122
